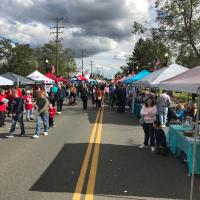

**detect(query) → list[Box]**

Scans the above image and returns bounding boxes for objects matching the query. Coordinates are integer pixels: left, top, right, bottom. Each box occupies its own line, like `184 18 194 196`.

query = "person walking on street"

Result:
156 90 171 127
23 90 34 121
56 84 65 114
140 97 157 152
108 84 115 108
91 85 97 108
103 83 109 105
97 86 103 108
49 104 56 128
0 89 8 127
6 89 25 138
49 85 57 107
33 91 49 138
81 85 88 110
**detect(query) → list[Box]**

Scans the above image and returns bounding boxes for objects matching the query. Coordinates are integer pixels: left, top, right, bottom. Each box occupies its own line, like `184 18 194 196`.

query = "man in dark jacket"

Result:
56 84 65 114
81 85 88 110
6 89 25 138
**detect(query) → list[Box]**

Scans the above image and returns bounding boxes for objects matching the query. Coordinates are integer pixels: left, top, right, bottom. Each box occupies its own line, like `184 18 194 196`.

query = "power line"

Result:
50 17 64 75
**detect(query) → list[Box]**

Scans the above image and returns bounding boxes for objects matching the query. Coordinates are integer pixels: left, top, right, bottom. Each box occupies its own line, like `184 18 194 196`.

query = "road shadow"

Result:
30 143 200 200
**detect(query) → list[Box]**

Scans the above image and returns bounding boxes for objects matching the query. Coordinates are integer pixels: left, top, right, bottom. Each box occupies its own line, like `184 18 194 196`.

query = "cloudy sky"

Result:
0 0 155 78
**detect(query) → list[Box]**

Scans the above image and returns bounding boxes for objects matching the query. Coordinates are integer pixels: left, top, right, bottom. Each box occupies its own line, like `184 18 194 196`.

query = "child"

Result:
23 90 34 121
49 104 56 128
153 120 168 155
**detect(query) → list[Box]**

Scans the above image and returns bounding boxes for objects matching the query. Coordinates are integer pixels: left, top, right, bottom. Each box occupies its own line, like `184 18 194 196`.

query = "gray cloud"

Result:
0 0 151 56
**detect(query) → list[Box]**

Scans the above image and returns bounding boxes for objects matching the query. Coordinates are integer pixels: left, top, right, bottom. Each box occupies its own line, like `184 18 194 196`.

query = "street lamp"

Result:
164 53 169 66
45 59 48 72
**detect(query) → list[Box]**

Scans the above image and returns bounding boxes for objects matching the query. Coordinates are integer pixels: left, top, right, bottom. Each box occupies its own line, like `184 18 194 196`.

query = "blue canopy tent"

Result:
123 70 150 84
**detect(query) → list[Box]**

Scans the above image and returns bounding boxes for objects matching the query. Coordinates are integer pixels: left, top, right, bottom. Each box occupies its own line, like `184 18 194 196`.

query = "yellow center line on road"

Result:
72 108 101 200
85 106 104 200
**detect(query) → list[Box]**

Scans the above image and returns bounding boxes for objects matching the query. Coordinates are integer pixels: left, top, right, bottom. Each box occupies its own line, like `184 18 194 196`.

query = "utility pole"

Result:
50 17 64 75
90 60 94 77
81 50 87 76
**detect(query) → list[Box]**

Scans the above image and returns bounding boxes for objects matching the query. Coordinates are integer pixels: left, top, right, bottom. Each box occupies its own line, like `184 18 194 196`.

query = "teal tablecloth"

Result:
167 125 200 175
133 102 143 118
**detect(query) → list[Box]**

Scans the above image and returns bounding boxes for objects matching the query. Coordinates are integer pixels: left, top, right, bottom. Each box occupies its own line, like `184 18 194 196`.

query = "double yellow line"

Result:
72 106 104 200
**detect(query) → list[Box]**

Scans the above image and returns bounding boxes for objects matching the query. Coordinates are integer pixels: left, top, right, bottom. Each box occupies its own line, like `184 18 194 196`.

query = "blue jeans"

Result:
35 113 49 135
10 113 25 135
159 107 168 125
26 109 33 119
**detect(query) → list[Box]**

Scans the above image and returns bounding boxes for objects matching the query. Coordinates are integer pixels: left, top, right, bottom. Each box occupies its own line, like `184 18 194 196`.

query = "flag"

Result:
153 57 160 71
51 65 55 74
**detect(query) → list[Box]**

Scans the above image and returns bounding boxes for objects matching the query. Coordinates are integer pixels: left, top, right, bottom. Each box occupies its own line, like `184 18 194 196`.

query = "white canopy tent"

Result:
159 66 200 200
133 63 189 88
0 76 14 85
27 70 55 84
159 66 200 94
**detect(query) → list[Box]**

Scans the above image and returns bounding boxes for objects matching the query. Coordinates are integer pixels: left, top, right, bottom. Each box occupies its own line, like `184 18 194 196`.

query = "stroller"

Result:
69 94 76 105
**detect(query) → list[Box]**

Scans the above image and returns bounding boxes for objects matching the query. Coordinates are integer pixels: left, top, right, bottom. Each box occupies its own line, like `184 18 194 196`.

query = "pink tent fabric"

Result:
77 75 88 81
45 73 59 83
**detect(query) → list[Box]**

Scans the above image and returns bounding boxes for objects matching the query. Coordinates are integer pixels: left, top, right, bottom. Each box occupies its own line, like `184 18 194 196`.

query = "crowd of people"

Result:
0 83 68 138
0 81 197 151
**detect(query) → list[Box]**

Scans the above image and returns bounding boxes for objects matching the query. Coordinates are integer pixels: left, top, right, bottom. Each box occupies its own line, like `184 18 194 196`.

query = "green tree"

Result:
176 46 200 67
128 38 171 72
0 41 37 76
133 0 200 64
35 42 77 76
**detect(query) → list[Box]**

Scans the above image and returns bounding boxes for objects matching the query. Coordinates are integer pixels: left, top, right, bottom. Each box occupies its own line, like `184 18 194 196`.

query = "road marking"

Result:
72 109 101 200
85 106 104 200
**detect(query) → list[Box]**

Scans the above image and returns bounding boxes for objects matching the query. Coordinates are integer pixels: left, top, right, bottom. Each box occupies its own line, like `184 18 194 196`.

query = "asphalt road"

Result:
0 100 200 200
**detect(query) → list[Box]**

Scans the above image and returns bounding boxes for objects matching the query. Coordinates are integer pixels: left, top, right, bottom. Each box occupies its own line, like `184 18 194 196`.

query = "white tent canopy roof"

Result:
0 76 14 85
133 63 189 87
159 65 200 94
27 70 55 84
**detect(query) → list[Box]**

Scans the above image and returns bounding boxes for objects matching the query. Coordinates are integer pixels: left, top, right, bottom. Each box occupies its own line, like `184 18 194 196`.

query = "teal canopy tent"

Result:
123 70 150 85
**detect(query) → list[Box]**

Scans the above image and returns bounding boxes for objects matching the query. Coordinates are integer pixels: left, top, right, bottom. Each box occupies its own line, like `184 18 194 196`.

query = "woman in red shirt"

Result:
23 90 34 121
0 89 8 126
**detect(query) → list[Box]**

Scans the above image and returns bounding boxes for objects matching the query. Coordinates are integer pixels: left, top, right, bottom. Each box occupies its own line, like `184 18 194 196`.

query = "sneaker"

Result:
57 112 61 115
30 118 34 120
20 133 25 137
52 125 55 128
139 144 148 149
161 125 166 128
44 132 48 136
6 134 14 138
151 146 156 152
33 134 39 138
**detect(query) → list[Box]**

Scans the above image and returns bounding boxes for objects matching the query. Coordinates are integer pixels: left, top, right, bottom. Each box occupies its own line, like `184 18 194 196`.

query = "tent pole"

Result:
189 88 200 200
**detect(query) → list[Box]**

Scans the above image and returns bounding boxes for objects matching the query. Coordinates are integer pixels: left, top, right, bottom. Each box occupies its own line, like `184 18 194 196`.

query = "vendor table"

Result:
133 102 143 118
167 125 200 175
